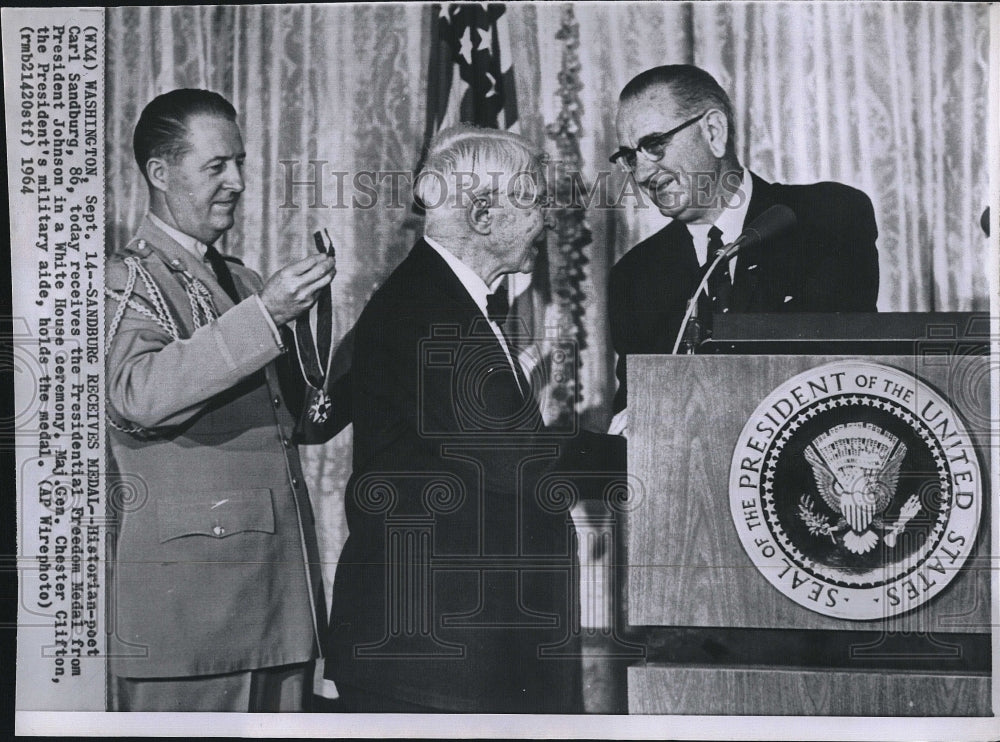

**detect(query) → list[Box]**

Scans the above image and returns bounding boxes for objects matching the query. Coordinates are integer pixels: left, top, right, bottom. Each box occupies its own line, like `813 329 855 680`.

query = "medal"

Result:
293 228 337 424
306 388 332 423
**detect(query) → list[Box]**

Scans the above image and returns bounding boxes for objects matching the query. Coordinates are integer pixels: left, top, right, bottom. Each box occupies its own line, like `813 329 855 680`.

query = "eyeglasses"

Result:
609 111 709 172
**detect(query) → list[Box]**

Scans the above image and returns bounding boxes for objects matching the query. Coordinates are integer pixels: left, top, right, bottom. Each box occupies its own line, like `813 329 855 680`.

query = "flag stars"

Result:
459 26 474 64
433 4 513 131
477 27 493 52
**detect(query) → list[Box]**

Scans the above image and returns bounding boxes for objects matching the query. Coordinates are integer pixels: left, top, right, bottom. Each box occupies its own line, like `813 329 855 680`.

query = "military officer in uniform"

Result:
105 88 337 711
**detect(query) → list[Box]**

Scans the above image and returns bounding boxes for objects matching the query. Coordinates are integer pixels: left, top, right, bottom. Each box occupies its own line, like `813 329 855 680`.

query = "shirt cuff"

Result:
252 294 286 351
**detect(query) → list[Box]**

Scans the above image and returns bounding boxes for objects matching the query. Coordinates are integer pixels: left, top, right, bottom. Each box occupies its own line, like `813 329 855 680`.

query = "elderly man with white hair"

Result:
323 125 624 713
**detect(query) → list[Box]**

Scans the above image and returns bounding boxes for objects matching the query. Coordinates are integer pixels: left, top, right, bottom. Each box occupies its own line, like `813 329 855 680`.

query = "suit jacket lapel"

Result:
666 220 707 316
668 220 700 276
410 239 540 416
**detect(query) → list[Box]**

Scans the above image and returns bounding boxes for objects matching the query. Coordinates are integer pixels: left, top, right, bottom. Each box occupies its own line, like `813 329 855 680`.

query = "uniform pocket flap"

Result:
157 488 275 543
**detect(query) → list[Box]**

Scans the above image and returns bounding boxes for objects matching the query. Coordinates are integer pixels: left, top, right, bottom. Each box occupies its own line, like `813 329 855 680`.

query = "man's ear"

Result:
703 109 729 159
467 195 493 235
145 157 170 193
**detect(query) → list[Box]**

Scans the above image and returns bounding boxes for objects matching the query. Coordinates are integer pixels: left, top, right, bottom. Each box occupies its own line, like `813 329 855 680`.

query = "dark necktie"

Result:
485 282 531 397
203 243 241 305
706 225 732 313
486 283 510 326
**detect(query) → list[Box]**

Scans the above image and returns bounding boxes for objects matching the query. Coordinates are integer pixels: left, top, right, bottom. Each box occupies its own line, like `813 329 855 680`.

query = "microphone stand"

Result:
668 205 796 354
670 246 732 355
679 300 703 354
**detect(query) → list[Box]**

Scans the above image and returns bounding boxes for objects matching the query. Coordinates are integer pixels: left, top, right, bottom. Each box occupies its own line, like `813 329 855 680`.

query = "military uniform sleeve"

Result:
105 258 284 430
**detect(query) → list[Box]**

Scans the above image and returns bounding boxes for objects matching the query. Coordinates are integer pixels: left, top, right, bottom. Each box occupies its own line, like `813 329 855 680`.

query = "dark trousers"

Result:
334 683 448 713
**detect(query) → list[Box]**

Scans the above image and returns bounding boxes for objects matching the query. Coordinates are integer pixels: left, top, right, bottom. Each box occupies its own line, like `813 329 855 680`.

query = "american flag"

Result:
422 3 519 143
419 3 547 370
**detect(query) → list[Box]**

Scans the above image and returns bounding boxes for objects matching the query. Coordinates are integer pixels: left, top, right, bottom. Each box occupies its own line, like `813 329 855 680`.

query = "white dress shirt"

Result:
687 167 754 281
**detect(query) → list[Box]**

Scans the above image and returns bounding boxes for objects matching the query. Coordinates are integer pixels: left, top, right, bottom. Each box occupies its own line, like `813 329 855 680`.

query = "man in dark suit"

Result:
608 65 879 418
105 89 341 710
325 125 623 713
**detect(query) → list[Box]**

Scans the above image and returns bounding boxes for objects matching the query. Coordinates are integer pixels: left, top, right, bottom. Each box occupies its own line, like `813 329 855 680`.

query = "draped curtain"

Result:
105 3 991 599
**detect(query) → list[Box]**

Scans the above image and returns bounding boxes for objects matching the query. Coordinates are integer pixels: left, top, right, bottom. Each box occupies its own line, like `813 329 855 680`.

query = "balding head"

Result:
415 124 545 213
416 124 551 285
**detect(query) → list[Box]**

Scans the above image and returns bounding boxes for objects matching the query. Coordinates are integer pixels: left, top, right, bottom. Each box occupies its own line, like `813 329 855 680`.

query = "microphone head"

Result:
742 204 798 248
723 204 797 258
981 206 990 237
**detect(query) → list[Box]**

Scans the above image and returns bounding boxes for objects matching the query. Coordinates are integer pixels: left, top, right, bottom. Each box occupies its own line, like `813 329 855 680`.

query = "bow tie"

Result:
486 284 510 325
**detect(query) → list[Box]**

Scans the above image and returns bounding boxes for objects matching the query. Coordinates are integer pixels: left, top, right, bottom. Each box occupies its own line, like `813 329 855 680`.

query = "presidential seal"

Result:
729 361 982 620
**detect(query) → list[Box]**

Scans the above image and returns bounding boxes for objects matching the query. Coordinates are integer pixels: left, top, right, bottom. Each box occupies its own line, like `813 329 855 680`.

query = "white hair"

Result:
415 124 544 210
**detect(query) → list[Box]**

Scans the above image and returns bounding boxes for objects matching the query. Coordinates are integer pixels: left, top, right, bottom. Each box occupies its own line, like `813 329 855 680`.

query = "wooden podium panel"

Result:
627 666 990 715
626 354 990 633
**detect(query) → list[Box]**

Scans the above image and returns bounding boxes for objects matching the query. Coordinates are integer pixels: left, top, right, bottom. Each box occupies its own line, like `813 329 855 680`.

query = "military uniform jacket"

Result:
105 217 324 679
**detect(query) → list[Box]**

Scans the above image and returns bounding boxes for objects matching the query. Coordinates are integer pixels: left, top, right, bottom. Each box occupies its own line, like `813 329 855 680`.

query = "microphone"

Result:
669 204 797 354
719 204 798 258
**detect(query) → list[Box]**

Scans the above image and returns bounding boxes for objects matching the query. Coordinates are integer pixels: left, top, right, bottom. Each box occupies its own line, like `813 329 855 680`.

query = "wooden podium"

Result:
624 314 991 715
